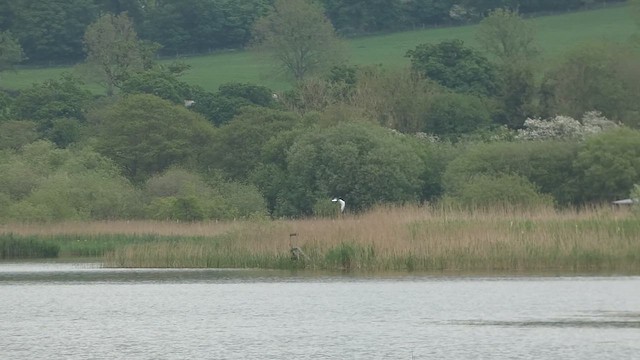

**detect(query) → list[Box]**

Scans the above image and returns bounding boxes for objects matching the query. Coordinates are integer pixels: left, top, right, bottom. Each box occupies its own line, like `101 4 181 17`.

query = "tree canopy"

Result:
251 0 346 81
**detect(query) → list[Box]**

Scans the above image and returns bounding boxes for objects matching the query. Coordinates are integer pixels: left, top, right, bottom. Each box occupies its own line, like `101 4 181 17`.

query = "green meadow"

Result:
1 4 635 93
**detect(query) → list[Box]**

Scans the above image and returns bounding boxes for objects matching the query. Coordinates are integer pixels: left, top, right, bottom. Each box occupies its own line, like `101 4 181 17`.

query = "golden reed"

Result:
2 205 639 272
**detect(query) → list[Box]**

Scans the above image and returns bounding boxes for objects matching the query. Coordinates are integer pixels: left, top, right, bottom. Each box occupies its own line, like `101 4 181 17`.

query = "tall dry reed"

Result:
95 205 640 273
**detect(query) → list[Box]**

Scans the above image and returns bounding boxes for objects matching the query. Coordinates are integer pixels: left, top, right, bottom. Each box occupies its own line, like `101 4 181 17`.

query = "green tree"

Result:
422 92 493 140
283 122 425 215
7 0 99 63
406 40 499 96
205 107 300 179
347 66 437 133
476 8 539 128
121 66 196 104
13 74 92 146
541 42 640 127
443 140 581 205
573 128 640 203
144 168 267 220
476 8 538 63
445 173 554 210
252 0 346 81
0 121 38 150
83 13 150 95
92 94 217 183
0 141 140 221
0 31 24 73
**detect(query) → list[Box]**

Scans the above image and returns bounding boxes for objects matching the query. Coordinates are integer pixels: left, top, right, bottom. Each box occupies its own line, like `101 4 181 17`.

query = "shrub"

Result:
143 168 267 220
422 92 493 140
444 173 555 210
573 128 640 203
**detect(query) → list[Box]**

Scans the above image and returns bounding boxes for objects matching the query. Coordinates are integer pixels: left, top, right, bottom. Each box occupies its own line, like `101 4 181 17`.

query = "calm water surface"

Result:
1 262 639 359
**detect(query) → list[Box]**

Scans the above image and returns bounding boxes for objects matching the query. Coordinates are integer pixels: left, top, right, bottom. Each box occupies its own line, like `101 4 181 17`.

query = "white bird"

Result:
612 198 638 205
184 100 196 107
332 198 346 213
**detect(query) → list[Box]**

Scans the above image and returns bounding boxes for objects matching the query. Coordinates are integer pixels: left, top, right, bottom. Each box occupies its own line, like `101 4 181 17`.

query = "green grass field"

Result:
0 4 636 93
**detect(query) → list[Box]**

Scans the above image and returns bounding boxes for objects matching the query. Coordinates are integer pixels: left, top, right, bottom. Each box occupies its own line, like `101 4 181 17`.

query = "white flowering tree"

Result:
516 111 618 141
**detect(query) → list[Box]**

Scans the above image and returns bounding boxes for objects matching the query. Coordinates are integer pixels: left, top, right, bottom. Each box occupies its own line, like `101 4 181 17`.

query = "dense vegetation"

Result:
0 1 638 223
0 0 625 63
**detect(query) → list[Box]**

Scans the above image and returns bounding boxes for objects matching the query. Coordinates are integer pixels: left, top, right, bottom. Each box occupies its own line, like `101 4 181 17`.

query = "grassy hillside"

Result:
1 4 635 93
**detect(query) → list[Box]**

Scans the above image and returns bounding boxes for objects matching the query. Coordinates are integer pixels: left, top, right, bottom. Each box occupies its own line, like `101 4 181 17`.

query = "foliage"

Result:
0 31 24 72
283 122 425 215
0 121 38 150
0 141 140 221
406 39 499 96
422 92 493 140
13 74 92 123
476 8 539 63
572 128 640 203
192 82 278 126
205 107 300 179
141 0 270 56
83 13 150 95
475 8 539 129
92 94 216 183
443 140 581 205
252 0 346 81
444 173 554 210
5 0 98 63
144 168 267 221
0 0 624 65
541 42 640 126
121 66 195 104
347 67 438 133
516 111 618 141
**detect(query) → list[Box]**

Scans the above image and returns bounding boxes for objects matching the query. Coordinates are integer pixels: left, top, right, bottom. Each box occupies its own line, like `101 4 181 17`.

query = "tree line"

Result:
0 0 638 221
0 0 625 64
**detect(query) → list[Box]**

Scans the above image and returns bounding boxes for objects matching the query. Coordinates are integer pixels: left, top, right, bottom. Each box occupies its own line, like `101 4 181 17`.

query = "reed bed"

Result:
2 206 638 273
98 205 640 273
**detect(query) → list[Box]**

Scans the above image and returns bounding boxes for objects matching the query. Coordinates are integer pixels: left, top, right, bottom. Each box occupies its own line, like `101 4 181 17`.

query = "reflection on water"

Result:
1 262 639 360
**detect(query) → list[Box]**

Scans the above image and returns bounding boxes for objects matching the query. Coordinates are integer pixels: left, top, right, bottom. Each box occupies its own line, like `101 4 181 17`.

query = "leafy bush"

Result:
0 121 38 150
144 168 267 220
422 92 493 140
443 140 581 205
573 128 640 203
283 122 426 215
541 42 640 126
92 94 216 182
13 74 92 134
0 141 141 221
444 173 554 210
406 39 499 96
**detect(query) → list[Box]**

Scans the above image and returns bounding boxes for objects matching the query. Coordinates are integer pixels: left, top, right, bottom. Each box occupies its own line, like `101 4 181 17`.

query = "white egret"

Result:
332 198 345 212
184 100 195 107
612 198 638 205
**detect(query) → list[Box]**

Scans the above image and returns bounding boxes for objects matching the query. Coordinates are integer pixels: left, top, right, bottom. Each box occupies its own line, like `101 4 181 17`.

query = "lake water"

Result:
1 262 639 359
